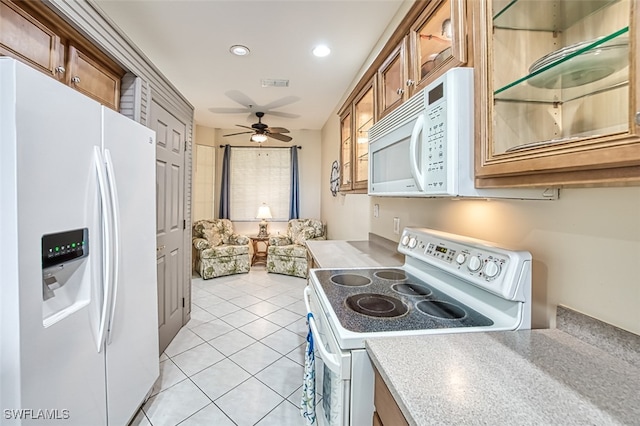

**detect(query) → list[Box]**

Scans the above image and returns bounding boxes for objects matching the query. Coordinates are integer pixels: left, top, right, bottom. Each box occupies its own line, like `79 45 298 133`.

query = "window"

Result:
229 147 290 221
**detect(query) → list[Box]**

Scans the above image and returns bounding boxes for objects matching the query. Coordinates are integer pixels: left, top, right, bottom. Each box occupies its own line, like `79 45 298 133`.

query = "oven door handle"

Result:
303 286 342 375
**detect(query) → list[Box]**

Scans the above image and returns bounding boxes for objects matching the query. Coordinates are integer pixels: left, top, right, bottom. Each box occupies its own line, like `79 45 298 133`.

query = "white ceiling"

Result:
94 0 406 132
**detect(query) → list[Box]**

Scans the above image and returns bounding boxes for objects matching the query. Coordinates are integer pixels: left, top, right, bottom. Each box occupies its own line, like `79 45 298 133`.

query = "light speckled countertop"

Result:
366 307 640 425
306 233 404 268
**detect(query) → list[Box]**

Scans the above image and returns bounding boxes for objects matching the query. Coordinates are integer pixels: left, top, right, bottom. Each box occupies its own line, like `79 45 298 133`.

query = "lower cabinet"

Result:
373 366 409 426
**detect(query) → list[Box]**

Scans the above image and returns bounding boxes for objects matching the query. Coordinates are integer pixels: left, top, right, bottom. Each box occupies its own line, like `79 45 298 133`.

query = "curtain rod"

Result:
219 145 301 149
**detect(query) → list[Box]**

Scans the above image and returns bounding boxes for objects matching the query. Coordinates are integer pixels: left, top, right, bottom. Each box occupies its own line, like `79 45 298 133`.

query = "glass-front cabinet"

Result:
377 39 407 119
377 0 469 118
339 79 375 193
409 0 467 95
474 0 640 187
353 83 375 190
339 110 352 191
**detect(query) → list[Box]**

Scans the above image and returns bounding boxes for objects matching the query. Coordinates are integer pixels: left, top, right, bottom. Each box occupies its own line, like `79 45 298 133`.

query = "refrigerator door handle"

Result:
94 147 113 353
104 149 120 345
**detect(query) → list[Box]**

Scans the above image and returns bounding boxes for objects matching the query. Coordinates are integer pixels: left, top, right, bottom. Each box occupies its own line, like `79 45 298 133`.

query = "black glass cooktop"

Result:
311 267 494 333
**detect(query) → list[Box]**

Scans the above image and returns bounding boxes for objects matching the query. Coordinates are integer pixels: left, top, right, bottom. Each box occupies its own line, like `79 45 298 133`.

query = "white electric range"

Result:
304 227 532 426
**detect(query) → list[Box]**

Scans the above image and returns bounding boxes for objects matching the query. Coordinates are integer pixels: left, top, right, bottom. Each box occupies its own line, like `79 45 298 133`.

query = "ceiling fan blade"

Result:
223 131 253 137
265 111 301 119
263 96 300 110
235 124 254 130
225 90 256 108
267 127 290 134
208 107 249 114
267 133 292 142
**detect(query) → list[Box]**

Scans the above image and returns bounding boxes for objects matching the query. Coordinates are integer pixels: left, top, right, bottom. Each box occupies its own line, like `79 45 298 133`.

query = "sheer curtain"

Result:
229 147 291 221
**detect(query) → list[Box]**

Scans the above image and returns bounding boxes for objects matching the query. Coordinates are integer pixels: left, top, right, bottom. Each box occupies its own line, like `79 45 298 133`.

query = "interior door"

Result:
150 100 185 353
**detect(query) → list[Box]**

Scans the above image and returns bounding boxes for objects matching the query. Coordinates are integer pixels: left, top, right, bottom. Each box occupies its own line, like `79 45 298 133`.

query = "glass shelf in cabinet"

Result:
357 116 374 132
492 0 619 31
494 28 629 103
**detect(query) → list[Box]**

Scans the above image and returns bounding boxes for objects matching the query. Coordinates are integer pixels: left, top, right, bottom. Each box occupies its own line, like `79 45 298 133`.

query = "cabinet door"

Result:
353 81 375 190
0 0 65 80
339 110 353 191
67 44 122 110
409 0 468 95
377 38 407 118
474 0 640 187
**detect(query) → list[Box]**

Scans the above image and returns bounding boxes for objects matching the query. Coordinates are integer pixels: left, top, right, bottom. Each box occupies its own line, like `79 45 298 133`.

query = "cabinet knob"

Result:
55 66 66 74
71 76 81 84
396 88 405 95
406 79 415 87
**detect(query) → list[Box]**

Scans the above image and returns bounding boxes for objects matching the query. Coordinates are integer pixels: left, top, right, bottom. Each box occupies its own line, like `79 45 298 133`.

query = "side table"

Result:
249 236 269 266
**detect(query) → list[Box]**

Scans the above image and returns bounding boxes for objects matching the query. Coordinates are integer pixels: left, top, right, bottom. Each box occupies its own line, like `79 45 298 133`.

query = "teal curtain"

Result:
289 145 300 219
219 144 231 219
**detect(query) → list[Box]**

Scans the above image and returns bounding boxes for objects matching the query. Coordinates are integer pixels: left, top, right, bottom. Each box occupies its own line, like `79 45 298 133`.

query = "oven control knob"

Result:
467 256 482 272
408 237 418 249
455 253 466 265
483 261 501 278
401 235 410 246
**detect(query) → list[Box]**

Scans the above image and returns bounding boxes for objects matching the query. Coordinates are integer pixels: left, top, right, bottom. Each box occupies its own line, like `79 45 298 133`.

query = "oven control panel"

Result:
398 227 531 302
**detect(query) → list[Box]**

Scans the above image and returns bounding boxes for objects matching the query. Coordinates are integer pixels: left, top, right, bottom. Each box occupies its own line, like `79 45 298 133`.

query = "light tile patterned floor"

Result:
130 267 311 426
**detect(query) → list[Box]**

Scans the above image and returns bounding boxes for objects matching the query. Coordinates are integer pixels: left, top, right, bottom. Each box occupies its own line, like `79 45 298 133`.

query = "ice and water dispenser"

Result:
41 228 91 326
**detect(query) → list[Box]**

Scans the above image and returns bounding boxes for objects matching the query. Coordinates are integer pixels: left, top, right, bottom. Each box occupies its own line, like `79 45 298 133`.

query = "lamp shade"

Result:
256 204 272 219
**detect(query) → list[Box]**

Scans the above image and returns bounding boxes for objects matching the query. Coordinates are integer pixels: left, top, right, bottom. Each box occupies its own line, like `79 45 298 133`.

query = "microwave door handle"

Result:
409 114 425 191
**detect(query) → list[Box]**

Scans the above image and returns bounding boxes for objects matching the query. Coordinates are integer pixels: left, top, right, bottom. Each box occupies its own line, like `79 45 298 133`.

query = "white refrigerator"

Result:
0 58 159 425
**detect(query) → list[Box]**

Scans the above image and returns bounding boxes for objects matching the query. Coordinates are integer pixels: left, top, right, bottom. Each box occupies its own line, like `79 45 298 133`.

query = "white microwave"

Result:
368 68 557 200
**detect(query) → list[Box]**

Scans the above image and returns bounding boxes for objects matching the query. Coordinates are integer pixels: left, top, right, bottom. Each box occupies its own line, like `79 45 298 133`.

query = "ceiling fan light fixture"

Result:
229 45 250 56
251 133 268 143
312 44 331 58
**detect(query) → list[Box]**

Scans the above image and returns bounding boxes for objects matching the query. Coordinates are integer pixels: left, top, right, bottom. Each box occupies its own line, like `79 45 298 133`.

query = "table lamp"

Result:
256 204 272 237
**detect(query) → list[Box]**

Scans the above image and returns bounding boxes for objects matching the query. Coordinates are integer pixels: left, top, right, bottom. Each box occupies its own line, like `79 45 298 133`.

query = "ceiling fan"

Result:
223 112 292 143
209 90 300 122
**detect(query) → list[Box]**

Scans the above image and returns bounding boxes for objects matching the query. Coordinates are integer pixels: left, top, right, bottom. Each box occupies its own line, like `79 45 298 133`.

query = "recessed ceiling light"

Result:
312 45 331 57
229 45 250 56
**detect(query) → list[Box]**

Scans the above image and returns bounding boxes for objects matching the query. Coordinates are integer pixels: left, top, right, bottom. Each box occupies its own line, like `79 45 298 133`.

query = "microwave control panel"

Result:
421 67 473 196
425 98 447 192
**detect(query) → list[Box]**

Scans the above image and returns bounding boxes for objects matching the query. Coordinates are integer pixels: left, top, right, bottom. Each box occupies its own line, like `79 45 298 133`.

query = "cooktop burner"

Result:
374 270 407 281
345 293 408 318
330 273 371 287
416 300 466 320
392 283 432 297
312 267 494 333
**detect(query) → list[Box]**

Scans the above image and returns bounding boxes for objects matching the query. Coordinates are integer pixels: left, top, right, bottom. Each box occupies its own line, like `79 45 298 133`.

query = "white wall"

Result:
192 125 217 221
193 126 322 236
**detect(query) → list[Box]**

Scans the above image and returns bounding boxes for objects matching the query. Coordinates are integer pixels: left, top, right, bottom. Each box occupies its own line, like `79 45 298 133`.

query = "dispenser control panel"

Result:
42 228 89 269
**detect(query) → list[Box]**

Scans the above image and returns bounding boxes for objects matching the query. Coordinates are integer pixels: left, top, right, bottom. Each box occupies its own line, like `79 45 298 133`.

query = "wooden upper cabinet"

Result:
339 78 376 193
67 44 122 111
474 0 640 187
0 0 65 79
409 0 468 95
375 0 469 119
377 38 408 118
353 82 375 190
339 110 353 191
0 0 124 110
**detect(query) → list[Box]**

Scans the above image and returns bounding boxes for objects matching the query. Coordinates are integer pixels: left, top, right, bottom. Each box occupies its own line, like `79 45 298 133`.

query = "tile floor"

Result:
130 267 314 426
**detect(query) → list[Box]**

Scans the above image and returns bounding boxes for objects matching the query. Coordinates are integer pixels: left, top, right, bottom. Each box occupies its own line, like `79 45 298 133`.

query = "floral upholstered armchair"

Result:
192 219 250 279
267 219 326 278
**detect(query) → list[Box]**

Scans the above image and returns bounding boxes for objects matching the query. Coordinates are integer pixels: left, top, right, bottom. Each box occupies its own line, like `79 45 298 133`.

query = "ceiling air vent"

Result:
261 79 289 88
